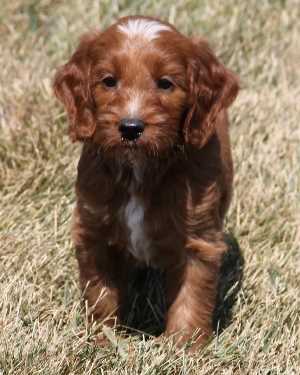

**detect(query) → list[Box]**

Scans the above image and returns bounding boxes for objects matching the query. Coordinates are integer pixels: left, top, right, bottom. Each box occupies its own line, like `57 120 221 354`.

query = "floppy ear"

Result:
53 34 98 142
184 38 239 148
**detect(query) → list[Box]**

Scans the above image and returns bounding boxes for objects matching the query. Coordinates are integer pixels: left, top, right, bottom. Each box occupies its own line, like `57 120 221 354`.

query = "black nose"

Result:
118 118 145 141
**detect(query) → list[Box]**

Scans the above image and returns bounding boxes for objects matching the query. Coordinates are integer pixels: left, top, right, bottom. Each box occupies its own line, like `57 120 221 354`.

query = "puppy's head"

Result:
54 16 239 159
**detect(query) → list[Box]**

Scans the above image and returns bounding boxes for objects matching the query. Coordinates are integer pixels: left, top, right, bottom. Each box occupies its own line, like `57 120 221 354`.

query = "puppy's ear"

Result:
184 38 239 148
53 33 99 141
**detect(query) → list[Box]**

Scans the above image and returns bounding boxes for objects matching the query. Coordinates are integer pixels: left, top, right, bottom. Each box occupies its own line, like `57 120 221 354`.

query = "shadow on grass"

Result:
121 233 244 337
213 234 244 333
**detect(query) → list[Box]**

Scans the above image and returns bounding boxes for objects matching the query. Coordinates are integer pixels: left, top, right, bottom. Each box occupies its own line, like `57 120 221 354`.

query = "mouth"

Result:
121 137 141 149
120 131 143 143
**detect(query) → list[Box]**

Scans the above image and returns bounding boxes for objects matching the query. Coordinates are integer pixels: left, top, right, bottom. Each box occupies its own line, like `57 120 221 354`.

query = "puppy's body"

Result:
54 16 238 347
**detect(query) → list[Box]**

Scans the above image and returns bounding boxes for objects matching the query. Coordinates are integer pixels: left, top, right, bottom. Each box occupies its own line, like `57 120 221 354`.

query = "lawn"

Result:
0 0 299 374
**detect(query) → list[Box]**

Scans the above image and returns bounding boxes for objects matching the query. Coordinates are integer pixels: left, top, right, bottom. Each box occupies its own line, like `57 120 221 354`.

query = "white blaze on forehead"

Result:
118 19 171 41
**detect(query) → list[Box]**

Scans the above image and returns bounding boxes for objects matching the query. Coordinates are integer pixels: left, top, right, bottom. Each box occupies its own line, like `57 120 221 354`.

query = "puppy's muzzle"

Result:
119 118 145 141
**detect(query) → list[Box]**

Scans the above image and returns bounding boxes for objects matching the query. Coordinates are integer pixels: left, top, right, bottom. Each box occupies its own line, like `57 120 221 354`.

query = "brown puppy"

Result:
54 16 239 347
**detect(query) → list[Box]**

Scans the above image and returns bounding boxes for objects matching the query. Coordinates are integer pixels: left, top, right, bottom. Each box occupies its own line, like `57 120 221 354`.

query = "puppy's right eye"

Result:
102 76 118 88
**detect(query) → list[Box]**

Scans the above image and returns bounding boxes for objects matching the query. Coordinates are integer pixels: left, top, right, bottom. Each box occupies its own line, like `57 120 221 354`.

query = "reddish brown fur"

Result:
53 16 239 348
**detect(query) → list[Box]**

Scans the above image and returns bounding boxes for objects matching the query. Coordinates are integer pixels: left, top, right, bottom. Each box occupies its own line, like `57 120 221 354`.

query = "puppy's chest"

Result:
121 192 152 264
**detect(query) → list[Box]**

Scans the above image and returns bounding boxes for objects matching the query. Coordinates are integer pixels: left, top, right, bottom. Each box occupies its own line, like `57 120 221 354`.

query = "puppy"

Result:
53 16 239 347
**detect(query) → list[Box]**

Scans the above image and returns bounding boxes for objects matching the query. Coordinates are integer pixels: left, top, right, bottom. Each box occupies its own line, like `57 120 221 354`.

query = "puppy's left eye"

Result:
157 78 174 91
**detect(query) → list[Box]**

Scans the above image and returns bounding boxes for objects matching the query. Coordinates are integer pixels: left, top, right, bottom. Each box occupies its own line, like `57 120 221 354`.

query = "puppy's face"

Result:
91 20 189 158
54 17 239 159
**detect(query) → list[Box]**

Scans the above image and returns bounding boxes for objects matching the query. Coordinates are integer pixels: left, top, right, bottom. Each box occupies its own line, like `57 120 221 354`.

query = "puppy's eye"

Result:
157 78 174 90
102 76 118 88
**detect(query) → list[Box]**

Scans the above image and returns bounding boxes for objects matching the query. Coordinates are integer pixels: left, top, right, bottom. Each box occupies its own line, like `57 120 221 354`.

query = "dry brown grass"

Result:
0 0 299 374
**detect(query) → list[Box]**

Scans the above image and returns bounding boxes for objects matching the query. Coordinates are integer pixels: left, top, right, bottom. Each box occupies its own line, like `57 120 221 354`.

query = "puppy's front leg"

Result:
72 202 130 327
76 245 123 326
165 239 225 347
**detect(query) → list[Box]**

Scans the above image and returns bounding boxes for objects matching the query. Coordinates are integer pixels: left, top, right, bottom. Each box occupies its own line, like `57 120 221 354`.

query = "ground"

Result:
0 0 299 374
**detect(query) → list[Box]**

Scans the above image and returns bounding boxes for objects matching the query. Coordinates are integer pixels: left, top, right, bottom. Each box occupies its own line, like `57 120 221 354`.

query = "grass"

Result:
0 0 299 373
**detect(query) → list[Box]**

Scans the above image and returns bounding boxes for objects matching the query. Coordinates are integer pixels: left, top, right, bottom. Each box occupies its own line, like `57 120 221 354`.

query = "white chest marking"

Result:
124 195 150 263
118 19 171 41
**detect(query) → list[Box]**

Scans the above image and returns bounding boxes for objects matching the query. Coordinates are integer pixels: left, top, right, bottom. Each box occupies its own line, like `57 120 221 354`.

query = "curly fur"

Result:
53 15 239 348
